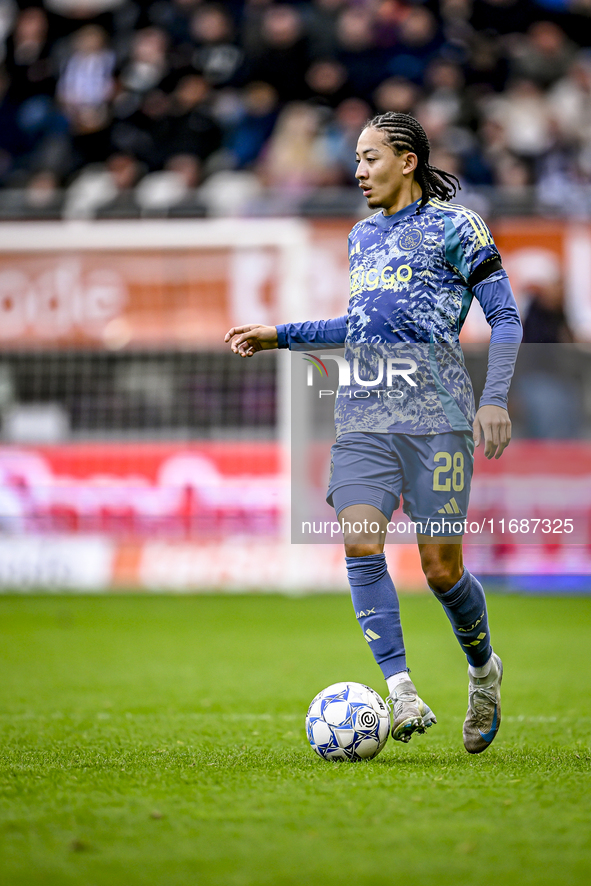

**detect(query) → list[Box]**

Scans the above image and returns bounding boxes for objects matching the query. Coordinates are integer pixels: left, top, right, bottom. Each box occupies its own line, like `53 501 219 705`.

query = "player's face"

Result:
355 127 418 214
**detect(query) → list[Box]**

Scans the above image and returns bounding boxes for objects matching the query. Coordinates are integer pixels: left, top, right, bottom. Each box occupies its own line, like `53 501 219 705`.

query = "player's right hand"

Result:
224 324 278 357
473 404 512 459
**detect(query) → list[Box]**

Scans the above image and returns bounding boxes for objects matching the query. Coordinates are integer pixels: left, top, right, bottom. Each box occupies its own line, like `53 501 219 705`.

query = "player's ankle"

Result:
386 670 412 695
468 653 493 680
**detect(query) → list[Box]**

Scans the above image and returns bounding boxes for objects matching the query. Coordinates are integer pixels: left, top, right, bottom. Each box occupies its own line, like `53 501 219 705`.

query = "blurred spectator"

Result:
374 77 420 116
305 59 350 109
420 59 470 130
463 31 510 95
470 0 539 37
63 161 115 218
166 150 200 186
147 0 197 47
306 0 347 59
509 21 575 88
226 80 278 168
190 4 243 86
134 152 202 215
387 6 443 84
491 153 535 214
111 86 170 168
517 277 581 438
45 0 126 16
0 0 15 57
21 168 62 217
535 147 584 215
118 27 169 97
323 96 374 181
16 92 71 177
335 6 387 97
240 0 275 59
440 0 472 48
244 5 310 102
484 79 554 161
549 53 591 148
112 72 220 170
165 73 222 161
0 65 26 181
0 168 63 218
373 0 405 50
197 167 262 216
5 7 54 101
56 25 114 118
522 279 574 344
257 102 335 197
64 150 141 218
69 102 113 169
96 151 142 216
0 0 591 218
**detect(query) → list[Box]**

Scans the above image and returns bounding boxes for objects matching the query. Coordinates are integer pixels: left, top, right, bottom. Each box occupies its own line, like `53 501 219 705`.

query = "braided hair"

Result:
365 112 460 208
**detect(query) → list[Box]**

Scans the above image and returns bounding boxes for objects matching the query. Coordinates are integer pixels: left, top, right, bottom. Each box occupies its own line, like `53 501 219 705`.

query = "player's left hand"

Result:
473 405 511 459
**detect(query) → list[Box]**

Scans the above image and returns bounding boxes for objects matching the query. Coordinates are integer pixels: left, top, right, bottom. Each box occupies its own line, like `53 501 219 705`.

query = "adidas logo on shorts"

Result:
438 497 461 515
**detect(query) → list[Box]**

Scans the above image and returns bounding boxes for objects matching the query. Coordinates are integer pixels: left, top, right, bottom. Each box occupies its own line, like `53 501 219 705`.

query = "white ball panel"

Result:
334 728 356 748
311 720 332 746
324 748 347 760
356 687 373 707
320 682 350 697
307 699 322 719
354 737 380 759
323 701 350 727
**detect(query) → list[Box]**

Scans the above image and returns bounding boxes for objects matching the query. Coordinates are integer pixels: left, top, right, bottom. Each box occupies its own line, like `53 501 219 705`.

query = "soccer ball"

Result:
305 681 390 761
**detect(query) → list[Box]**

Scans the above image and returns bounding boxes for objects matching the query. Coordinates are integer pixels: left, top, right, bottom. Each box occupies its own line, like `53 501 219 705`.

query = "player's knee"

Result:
344 543 383 558
421 556 463 594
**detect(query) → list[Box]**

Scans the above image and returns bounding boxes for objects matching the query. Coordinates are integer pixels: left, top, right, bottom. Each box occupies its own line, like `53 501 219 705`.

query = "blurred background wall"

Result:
1 0 591 592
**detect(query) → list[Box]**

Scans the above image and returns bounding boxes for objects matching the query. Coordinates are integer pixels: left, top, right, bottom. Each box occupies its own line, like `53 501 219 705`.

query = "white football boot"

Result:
463 652 503 754
387 679 437 743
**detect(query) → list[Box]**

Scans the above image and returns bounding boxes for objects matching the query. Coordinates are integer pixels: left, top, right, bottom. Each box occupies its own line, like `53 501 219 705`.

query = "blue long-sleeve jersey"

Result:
277 198 522 436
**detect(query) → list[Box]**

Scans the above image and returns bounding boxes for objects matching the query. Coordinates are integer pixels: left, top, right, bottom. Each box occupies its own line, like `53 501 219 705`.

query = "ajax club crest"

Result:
398 228 423 251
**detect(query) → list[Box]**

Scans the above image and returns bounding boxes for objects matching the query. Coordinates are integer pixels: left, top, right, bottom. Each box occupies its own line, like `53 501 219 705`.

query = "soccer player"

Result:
224 113 522 754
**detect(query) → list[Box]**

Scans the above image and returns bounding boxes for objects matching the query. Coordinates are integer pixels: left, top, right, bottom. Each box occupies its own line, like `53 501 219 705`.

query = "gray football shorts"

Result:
326 431 474 537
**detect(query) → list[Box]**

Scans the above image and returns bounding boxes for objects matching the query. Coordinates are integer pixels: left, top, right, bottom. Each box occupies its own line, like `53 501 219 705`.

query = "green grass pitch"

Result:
1 592 591 886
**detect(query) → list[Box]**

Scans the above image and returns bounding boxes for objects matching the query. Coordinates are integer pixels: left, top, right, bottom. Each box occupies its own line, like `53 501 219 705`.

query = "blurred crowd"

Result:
4 0 591 217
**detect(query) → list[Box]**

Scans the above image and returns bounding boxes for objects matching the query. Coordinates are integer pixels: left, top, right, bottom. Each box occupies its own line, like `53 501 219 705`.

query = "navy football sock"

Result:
345 553 407 680
433 569 492 667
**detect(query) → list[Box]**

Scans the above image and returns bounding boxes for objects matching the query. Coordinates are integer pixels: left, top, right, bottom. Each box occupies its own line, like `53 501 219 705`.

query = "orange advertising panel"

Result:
0 249 277 349
0 218 588 348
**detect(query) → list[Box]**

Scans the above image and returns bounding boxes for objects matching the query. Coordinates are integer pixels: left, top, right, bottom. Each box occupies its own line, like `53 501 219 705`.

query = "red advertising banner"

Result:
0 441 283 539
0 440 589 591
